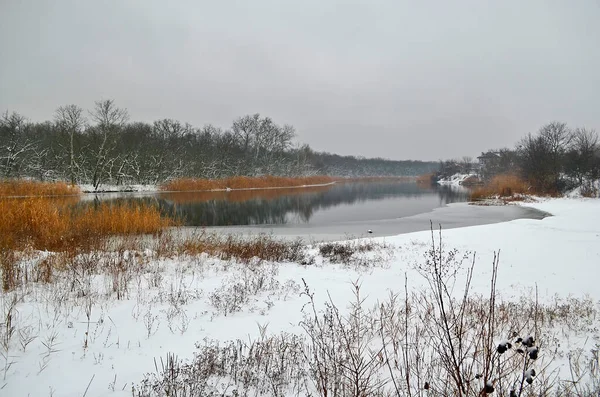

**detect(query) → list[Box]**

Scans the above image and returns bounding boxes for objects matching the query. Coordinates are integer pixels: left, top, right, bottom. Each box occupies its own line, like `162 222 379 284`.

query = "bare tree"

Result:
0 111 33 178
232 114 259 155
566 128 599 184
539 121 572 190
88 100 129 190
518 122 572 192
460 156 473 174
55 104 86 185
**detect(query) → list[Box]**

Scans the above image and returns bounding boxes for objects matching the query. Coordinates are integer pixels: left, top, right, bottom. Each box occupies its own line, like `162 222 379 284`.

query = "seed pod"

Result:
497 343 508 354
528 347 539 360
510 390 517 397
484 381 495 393
424 381 430 390
523 335 535 347
530 368 536 377
526 376 533 385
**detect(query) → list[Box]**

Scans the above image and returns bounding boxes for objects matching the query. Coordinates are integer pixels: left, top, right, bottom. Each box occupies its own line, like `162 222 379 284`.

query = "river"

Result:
85 181 548 241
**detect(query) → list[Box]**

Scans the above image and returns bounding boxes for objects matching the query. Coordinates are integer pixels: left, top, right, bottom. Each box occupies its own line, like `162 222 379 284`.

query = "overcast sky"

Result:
1 1 599 161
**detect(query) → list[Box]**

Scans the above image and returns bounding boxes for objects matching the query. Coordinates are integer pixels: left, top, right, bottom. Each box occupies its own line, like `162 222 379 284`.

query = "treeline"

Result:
0 100 438 189
438 122 600 194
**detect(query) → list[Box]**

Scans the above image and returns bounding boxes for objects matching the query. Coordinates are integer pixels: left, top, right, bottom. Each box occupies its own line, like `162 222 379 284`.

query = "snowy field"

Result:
1 198 599 396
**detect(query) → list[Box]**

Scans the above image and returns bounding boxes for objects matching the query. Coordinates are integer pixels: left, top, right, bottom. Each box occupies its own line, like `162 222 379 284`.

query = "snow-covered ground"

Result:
1 198 599 396
566 179 600 198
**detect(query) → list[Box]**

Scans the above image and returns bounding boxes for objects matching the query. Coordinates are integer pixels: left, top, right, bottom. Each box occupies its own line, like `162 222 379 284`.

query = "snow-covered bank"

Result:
566 179 600 198
1 198 599 396
79 184 159 193
436 172 480 186
78 182 337 194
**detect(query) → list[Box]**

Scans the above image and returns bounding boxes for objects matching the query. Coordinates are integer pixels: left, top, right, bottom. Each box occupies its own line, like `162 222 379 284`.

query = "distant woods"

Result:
438 121 600 194
0 100 438 189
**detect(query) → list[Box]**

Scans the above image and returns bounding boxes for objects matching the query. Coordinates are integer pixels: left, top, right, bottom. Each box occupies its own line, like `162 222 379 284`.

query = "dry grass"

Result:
171 232 307 264
161 176 336 192
73 202 174 237
1 198 174 290
0 198 173 252
470 174 530 201
0 180 80 197
416 173 435 185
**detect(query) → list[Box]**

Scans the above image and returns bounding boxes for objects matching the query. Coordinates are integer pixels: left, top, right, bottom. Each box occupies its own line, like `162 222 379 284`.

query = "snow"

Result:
79 184 159 193
566 179 600 198
1 197 599 396
78 182 337 194
436 172 478 186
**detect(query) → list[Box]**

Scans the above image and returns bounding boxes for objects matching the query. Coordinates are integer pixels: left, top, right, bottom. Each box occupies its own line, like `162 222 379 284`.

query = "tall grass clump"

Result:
0 180 80 197
0 199 172 252
72 202 174 238
161 175 335 192
470 174 530 201
175 231 306 264
0 198 174 290
0 198 70 251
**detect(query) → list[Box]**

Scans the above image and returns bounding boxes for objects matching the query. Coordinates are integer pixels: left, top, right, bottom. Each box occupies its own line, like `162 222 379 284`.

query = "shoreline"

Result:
195 200 550 242
80 176 416 194
80 181 339 195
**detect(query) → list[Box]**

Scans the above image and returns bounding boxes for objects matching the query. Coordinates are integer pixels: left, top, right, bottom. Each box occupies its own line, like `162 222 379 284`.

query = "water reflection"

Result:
435 184 471 205
82 182 469 227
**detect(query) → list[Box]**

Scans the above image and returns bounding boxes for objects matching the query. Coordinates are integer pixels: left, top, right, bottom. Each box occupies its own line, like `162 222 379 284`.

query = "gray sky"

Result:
1 0 599 161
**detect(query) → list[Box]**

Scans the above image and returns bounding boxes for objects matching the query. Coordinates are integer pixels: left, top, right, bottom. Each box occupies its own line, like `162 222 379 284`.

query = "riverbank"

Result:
79 176 416 193
436 172 480 186
1 197 598 396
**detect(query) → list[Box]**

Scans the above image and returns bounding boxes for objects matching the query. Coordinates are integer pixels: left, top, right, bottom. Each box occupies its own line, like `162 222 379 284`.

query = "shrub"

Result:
318 239 388 266
177 231 306 264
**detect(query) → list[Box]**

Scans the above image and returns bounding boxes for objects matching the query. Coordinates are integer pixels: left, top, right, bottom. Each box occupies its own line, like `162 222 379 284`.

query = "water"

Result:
86 182 549 241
